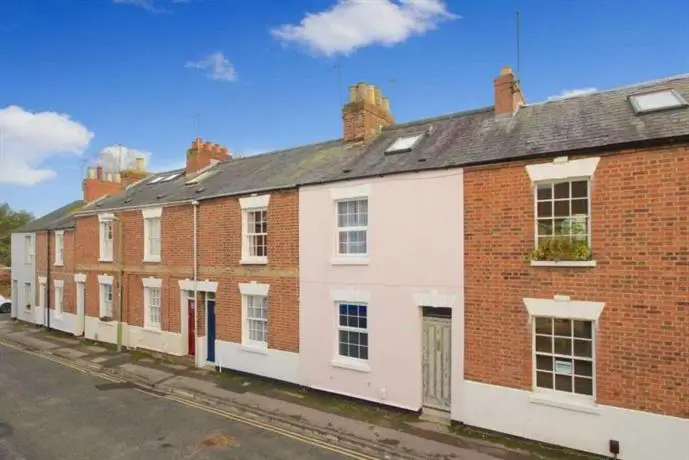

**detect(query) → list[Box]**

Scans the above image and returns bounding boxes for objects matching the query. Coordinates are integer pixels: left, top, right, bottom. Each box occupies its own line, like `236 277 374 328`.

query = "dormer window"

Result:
385 134 424 154
629 90 688 114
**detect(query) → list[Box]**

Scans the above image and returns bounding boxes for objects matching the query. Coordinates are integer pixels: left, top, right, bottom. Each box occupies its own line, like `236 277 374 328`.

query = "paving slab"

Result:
161 362 188 371
53 348 88 359
82 345 108 354
50 337 80 346
91 357 110 364
119 363 173 383
6 333 60 350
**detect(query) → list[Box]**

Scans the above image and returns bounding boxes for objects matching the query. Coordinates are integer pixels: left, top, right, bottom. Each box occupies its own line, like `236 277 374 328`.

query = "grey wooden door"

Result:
422 316 452 411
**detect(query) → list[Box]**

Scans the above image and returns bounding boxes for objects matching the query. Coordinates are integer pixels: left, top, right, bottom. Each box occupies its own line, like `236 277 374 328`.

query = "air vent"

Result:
156 193 167 199
196 187 206 193
124 198 132 203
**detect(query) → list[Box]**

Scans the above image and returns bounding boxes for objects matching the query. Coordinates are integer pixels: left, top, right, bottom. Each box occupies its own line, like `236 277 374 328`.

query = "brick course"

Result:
464 144 689 418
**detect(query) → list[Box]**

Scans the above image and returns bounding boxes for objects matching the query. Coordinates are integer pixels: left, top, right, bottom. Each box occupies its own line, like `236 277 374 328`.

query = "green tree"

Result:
0 202 33 266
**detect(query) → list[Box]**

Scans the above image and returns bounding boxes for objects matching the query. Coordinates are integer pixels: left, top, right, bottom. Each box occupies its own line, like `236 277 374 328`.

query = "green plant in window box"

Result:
527 218 593 262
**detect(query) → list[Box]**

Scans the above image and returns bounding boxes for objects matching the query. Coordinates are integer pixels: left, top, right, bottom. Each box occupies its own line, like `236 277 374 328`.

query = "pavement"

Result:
0 314 560 460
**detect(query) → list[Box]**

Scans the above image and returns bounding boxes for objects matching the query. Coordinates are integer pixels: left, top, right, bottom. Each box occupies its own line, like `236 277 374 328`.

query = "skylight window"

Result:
385 134 424 154
629 90 688 114
185 170 215 185
161 173 180 182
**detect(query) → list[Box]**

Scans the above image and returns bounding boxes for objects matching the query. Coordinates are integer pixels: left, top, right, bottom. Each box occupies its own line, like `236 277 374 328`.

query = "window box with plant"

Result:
527 180 596 267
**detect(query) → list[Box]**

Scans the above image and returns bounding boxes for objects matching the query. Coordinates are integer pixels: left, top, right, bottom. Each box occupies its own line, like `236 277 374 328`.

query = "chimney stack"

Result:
120 157 150 187
494 65 525 116
83 163 124 203
135 157 145 172
186 137 231 175
342 82 394 144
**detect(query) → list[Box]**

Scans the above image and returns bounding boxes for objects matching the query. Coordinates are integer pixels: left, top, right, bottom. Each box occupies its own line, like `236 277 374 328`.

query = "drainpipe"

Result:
46 230 51 331
192 200 199 367
116 216 124 352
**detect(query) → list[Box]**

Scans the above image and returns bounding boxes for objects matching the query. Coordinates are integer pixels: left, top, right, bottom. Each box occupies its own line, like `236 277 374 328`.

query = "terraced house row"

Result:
11 67 689 460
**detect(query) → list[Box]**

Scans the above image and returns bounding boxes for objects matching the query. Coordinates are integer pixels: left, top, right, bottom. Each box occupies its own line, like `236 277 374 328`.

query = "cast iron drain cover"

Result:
95 382 138 391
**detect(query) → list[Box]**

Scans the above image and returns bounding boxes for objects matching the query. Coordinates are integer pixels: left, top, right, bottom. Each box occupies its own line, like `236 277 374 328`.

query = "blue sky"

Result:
1 0 688 217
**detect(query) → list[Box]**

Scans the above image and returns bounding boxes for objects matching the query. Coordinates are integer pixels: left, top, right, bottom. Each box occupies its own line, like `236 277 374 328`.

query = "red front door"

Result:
188 298 196 356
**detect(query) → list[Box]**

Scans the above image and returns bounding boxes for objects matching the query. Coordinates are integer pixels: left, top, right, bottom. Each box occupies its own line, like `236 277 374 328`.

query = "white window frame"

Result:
329 287 371 372
98 274 114 319
143 277 162 330
53 279 64 318
336 302 369 362
54 231 65 266
12 280 18 310
523 296 605 413
525 157 600 267
239 194 270 265
239 282 270 351
38 277 46 310
24 235 33 264
142 208 162 263
24 282 31 309
98 213 115 262
329 185 371 265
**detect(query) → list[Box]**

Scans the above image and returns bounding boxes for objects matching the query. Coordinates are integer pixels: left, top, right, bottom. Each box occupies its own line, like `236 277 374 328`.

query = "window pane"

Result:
537 219 553 236
575 377 593 395
574 360 593 377
536 355 553 371
554 337 572 355
554 182 570 199
537 201 553 218
536 184 552 200
571 181 588 198
536 371 553 389
573 321 592 339
554 200 570 218
553 319 571 337
535 335 552 353
574 339 593 358
555 374 573 392
571 199 588 215
535 317 552 334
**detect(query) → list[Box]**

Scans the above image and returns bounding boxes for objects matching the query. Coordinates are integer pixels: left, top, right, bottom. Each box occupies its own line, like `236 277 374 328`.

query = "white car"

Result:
0 294 11 314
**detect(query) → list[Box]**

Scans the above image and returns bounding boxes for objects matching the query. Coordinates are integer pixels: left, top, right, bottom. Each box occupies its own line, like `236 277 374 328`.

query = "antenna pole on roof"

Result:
516 2 522 77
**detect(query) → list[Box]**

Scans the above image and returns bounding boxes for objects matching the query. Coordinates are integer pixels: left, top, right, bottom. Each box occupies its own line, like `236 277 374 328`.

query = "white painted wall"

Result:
299 170 464 411
10 233 36 323
84 316 119 344
215 340 300 384
48 310 77 335
460 381 689 460
126 325 184 356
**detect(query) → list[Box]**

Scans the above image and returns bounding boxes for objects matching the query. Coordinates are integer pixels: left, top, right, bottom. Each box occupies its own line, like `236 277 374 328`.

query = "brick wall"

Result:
464 144 689 418
198 190 300 352
74 189 300 354
36 229 78 313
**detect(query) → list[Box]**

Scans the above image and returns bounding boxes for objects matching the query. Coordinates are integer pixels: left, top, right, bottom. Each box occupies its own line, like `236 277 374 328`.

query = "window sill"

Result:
143 256 161 264
240 344 268 355
98 258 114 263
142 327 162 334
98 319 117 326
529 391 600 415
330 358 371 373
54 263 64 267
331 257 370 266
530 260 597 268
240 257 268 265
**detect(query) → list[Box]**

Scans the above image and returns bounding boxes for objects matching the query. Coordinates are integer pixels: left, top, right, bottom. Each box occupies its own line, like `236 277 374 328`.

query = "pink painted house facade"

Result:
299 170 464 416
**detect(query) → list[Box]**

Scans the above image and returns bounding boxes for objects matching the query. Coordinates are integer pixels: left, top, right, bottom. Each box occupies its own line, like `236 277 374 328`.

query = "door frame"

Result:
74 273 87 336
205 292 217 365
177 279 219 366
421 308 452 412
37 277 47 326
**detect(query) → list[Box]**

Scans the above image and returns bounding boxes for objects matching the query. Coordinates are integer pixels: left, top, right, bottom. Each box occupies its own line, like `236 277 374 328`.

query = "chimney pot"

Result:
135 157 145 172
364 85 376 105
382 96 390 113
96 165 103 180
342 81 394 144
214 143 222 153
105 172 113 182
203 141 212 151
87 167 96 179
374 87 382 107
348 85 357 103
113 172 122 183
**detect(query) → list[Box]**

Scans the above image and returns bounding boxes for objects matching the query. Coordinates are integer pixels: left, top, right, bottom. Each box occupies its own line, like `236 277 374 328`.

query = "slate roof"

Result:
79 73 689 214
13 200 84 233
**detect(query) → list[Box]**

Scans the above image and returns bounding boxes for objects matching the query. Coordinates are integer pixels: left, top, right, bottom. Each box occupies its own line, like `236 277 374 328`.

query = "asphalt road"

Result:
0 315 354 460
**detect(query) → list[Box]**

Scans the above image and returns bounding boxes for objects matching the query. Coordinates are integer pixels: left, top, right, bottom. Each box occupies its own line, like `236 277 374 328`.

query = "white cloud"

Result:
97 145 151 172
112 0 191 13
548 87 598 101
0 106 93 186
185 52 237 82
271 0 458 56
